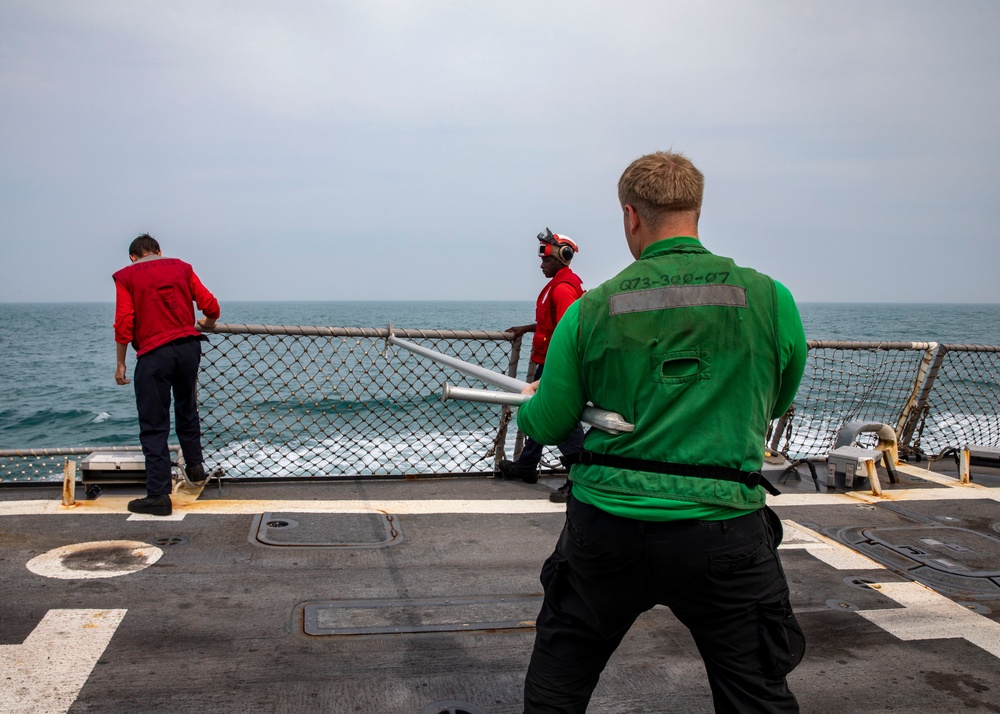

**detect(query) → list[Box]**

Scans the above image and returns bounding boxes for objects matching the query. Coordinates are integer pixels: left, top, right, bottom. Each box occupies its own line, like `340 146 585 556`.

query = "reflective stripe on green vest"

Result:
574 242 780 510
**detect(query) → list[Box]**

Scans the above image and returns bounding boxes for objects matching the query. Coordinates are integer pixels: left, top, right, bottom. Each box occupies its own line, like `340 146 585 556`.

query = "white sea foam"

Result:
210 429 502 478
92 412 111 424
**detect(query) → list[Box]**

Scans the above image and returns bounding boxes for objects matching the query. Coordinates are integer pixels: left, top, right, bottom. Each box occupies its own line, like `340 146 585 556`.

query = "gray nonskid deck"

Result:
3 466 1000 713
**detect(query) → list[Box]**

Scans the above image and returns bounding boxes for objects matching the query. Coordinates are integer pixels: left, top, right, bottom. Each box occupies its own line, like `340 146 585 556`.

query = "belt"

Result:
565 450 781 496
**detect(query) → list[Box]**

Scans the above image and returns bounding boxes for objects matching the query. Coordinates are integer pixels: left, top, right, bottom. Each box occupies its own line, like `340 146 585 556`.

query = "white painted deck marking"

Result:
126 510 189 521
1 479 998 519
0 462 995 519
781 521 1000 661
26 541 163 579
1 498 568 518
0 608 127 714
857 582 1000 658
893 462 990 488
779 520 886 570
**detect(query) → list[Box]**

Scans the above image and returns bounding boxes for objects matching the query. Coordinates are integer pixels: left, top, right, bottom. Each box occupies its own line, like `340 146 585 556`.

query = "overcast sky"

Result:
2 1 998 304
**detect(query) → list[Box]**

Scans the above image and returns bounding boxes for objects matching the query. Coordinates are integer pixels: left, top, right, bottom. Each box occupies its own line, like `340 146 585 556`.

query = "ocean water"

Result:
0 301 997 451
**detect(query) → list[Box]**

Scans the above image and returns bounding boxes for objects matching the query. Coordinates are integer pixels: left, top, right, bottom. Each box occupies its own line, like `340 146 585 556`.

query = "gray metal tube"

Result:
389 334 529 392
441 384 634 435
578 407 634 435
442 384 530 407
391 332 634 434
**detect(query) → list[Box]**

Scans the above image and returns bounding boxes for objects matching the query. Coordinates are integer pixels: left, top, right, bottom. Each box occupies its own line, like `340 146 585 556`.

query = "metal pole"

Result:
442 384 530 407
442 384 635 436
61 459 77 507
389 333 526 393
390 331 634 434
897 343 942 450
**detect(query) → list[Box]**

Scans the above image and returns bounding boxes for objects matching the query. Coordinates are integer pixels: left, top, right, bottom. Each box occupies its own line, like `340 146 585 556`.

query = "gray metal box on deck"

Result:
967 445 1000 467
826 445 882 489
80 452 147 485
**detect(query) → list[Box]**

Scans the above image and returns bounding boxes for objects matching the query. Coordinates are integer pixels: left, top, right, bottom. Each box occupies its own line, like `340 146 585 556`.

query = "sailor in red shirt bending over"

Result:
113 234 220 516
501 229 585 502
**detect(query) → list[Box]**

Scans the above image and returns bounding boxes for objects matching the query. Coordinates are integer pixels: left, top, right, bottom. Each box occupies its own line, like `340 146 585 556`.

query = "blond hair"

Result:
617 151 704 225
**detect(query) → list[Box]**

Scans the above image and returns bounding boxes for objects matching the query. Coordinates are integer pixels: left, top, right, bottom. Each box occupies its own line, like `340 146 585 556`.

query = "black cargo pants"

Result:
523 498 804 713
134 337 205 496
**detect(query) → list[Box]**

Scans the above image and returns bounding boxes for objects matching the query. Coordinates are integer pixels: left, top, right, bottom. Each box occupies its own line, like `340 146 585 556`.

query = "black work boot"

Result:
549 480 572 503
497 459 539 484
127 494 172 516
185 463 207 486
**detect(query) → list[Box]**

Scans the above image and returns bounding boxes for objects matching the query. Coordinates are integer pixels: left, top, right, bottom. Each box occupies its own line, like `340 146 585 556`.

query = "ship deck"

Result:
3 460 1000 713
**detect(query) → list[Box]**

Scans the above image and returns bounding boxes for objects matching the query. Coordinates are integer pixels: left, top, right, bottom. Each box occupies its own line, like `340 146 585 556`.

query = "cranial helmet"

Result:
537 228 579 265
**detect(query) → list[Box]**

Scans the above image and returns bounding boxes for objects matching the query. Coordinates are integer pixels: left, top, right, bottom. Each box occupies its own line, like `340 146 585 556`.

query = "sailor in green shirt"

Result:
519 151 807 713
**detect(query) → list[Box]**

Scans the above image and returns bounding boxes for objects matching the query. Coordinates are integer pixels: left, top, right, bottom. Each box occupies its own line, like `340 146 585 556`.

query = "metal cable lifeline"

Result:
1 330 998 482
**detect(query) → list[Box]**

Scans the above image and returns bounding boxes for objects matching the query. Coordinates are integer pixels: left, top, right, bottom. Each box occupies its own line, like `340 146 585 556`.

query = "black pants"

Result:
133 338 204 496
524 498 803 713
517 363 585 469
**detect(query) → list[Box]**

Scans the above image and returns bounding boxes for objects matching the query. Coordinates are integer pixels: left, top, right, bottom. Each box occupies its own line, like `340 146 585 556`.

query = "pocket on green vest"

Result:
651 349 711 384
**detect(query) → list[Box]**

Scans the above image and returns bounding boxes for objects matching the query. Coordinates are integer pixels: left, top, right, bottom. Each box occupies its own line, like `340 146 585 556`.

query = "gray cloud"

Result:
2 0 998 303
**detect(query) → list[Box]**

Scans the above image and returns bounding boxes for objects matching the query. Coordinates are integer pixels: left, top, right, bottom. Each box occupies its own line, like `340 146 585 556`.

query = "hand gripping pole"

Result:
388 330 634 435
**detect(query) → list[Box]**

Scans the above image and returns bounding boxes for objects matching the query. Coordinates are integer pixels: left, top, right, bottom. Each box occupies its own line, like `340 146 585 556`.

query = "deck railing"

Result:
2 329 997 482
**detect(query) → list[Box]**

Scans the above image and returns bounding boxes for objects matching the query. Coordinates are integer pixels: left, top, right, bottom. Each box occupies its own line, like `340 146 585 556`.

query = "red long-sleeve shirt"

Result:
113 255 220 357
531 266 584 364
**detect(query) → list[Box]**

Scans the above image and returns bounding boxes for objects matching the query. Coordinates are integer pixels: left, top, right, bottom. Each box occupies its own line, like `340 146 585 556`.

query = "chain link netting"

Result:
198 325 523 478
3 335 998 482
769 341 935 459
770 342 1000 460
904 345 1000 456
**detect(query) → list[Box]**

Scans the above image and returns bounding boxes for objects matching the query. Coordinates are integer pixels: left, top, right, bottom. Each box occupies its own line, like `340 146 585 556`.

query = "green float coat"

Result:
517 237 807 522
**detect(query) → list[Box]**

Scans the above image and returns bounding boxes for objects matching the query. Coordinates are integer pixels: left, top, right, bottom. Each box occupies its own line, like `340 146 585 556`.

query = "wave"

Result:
0 408 136 450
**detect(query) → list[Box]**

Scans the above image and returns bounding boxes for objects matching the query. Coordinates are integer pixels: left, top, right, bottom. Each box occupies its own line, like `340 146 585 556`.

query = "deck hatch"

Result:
251 511 401 548
830 525 1000 598
303 594 542 636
